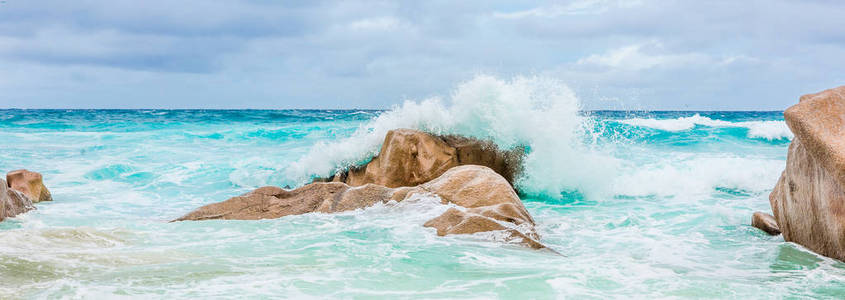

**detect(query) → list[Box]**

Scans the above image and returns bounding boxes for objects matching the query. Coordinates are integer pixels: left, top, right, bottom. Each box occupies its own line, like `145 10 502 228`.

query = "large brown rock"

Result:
176 165 544 249
1 178 36 222
317 129 523 188
769 85 845 260
7 169 52 203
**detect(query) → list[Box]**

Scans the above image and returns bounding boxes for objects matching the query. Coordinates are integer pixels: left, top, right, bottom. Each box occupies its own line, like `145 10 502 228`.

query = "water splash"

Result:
286 75 619 198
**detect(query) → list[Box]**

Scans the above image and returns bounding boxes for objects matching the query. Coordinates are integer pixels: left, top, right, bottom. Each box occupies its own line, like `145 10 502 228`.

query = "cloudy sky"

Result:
1 0 843 110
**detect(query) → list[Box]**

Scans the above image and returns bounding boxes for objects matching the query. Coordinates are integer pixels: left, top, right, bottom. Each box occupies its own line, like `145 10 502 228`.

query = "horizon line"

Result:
0 108 786 112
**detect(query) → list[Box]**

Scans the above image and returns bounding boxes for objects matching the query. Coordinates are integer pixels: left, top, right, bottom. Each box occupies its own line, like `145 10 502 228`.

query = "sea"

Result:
1 76 843 298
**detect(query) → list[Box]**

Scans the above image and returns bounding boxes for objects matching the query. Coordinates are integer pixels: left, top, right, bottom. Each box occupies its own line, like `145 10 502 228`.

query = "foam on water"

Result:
744 120 794 140
287 75 618 198
611 154 786 197
620 113 793 140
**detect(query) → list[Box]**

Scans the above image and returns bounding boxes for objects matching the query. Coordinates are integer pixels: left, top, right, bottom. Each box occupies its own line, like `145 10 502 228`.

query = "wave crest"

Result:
619 114 793 140
285 75 618 198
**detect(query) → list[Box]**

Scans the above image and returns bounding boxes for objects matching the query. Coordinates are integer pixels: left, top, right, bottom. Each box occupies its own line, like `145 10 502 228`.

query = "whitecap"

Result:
620 114 793 140
611 154 785 197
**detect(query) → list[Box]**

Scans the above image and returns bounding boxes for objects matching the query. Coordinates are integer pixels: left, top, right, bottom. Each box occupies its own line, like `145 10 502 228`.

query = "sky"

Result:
0 0 844 110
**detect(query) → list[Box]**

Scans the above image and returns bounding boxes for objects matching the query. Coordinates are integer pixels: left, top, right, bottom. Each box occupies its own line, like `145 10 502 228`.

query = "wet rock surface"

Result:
177 165 545 249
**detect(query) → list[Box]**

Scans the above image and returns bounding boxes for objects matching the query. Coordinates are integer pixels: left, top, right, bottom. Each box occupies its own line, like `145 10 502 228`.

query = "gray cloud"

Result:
0 0 843 109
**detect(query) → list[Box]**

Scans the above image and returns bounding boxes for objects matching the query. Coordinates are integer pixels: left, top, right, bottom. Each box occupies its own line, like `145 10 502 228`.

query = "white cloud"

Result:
493 0 645 19
718 55 760 66
348 17 405 32
0 0 843 109
576 42 708 71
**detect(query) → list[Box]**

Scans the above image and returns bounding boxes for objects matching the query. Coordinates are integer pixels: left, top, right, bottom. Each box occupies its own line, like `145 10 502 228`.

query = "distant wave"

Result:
619 114 793 140
611 155 785 197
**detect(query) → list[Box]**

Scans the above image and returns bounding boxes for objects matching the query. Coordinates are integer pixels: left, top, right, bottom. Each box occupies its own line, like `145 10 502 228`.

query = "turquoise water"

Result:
2 79 844 298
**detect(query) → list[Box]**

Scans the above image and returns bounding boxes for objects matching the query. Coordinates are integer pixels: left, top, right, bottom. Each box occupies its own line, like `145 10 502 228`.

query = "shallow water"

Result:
1 102 844 297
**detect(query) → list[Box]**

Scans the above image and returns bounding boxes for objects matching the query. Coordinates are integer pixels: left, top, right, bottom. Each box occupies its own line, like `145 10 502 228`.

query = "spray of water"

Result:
286 75 618 198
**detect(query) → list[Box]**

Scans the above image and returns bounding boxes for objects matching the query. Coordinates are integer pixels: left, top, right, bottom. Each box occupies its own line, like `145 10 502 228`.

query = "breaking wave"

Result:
620 114 793 140
286 75 618 198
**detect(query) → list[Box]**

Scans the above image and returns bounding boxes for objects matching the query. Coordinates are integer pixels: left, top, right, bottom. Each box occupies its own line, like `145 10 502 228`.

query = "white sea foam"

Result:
620 114 793 140
744 121 793 140
611 154 785 197
285 75 618 198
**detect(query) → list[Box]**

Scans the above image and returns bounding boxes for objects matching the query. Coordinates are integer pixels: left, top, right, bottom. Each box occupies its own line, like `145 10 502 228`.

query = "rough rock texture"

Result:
316 129 523 188
769 85 845 260
419 165 532 212
751 211 781 235
174 183 404 221
1 178 36 222
7 169 52 203
344 129 459 188
176 165 543 248
423 206 543 249
416 166 542 248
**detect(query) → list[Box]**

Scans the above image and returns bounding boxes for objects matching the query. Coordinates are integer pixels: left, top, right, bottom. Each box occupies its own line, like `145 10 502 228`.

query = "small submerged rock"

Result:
1 169 52 222
751 211 780 235
7 169 52 203
1 178 36 222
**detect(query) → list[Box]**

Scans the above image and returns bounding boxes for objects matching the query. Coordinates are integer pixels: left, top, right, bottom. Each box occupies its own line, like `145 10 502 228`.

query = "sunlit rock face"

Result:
769 86 845 260
316 129 523 188
1 178 36 222
7 169 52 203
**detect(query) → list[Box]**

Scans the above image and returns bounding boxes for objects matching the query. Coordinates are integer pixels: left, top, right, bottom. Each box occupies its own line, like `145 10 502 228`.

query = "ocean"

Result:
1 78 842 298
